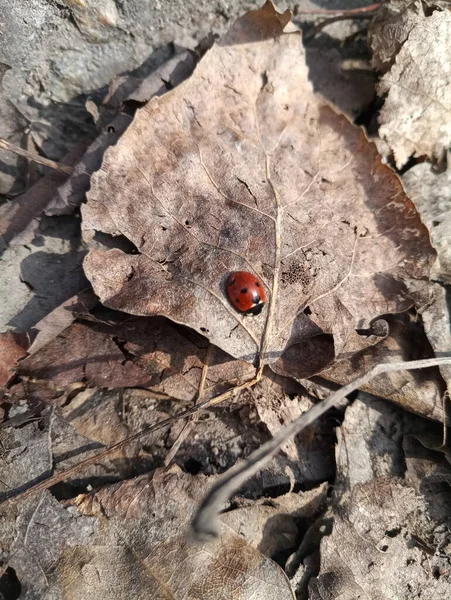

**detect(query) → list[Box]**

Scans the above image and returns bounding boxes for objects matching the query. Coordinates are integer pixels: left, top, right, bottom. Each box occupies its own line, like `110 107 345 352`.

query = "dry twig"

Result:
190 356 451 541
0 138 74 175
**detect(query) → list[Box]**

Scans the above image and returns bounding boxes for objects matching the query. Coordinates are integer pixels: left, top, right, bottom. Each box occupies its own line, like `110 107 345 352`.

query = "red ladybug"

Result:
226 271 266 315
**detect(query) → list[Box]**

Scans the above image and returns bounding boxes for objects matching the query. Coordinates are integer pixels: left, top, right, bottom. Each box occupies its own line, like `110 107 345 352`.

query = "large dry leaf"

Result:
370 1 451 167
3 468 295 599
82 1 434 374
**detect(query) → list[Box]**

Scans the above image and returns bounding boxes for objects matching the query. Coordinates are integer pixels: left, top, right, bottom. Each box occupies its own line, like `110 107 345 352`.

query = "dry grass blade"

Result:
0 138 74 175
295 3 380 16
190 356 451 542
163 343 213 467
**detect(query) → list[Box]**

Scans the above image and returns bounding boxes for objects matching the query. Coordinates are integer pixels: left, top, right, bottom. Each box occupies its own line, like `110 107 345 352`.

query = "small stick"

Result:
163 344 213 467
0 138 74 175
295 3 380 16
190 356 451 542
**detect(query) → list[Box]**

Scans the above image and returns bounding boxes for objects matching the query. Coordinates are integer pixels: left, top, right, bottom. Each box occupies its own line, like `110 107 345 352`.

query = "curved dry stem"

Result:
190 356 451 542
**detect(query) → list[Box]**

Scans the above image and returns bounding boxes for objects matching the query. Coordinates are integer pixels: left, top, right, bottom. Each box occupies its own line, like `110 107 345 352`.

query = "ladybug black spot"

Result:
240 287 248 294
235 297 240 303
255 281 260 286
252 294 261 304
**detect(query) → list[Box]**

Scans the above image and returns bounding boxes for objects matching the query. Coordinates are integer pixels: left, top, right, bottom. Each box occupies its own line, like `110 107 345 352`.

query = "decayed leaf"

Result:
19 315 254 400
1 492 96 595
370 1 451 167
0 331 28 387
334 394 405 488
82 1 434 378
307 393 451 599
316 313 446 422
4 468 295 599
402 162 451 283
309 477 451 600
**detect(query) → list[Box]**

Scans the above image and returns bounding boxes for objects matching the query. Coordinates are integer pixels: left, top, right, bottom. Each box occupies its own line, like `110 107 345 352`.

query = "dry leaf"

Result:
19 321 151 389
334 394 405 488
370 1 451 167
317 313 446 422
308 393 451 599
221 483 327 558
0 144 84 251
19 315 254 400
3 468 295 598
0 331 28 387
402 162 451 283
82 1 434 379
406 280 451 392
308 477 451 599
28 289 98 354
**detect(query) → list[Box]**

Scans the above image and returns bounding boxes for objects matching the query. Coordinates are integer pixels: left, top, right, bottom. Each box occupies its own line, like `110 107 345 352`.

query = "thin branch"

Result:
295 3 380 16
0 138 74 174
190 356 451 542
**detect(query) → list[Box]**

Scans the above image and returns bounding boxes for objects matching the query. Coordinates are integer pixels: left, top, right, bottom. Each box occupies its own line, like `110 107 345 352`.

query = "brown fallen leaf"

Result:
0 331 28 387
28 288 98 354
82 1 435 379
19 314 255 400
3 468 296 598
307 392 451 599
314 313 446 422
370 1 451 167
0 143 85 251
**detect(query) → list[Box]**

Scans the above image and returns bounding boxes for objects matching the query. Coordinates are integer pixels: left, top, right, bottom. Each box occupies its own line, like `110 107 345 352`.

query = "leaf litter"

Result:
82 1 435 375
0 1 450 599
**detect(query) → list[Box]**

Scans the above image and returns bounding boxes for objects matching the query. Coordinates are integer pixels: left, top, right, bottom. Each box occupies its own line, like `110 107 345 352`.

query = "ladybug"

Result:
226 271 266 315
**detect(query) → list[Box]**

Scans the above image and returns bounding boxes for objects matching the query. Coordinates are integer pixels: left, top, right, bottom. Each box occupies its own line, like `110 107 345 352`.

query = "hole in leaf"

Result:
92 231 139 254
0 566 21 600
